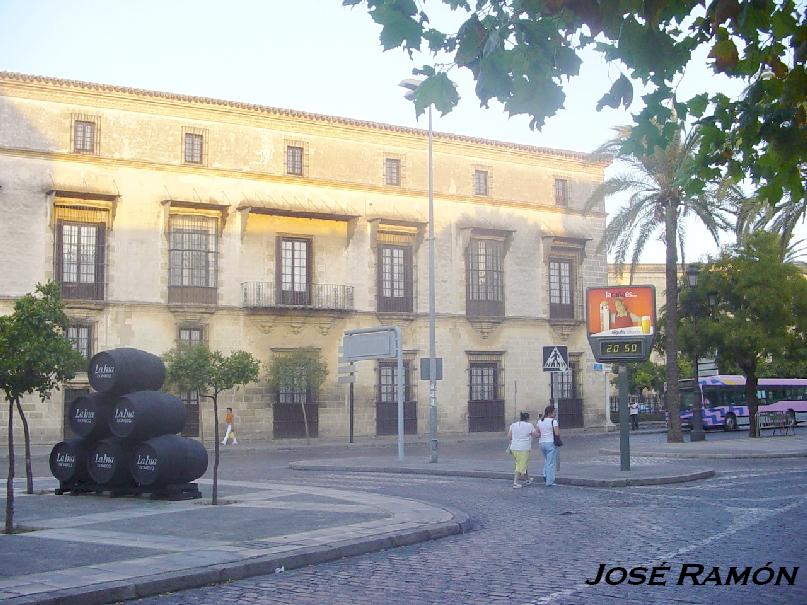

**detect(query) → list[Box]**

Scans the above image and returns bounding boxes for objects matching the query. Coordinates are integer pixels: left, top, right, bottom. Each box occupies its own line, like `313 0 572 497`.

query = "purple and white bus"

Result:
679 375 807 431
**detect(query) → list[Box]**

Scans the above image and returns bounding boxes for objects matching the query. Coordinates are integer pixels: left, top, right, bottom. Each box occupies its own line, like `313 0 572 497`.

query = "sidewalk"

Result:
0 476 469 605
600 432 807 458
289 457 715 487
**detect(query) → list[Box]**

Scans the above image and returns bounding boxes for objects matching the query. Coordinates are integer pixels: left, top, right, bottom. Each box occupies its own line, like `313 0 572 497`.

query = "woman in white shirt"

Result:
536 405 560 486
507 411 538 488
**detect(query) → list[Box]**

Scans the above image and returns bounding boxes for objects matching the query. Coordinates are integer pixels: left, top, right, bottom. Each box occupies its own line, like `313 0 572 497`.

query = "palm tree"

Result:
586 123 724 443
718 181 807 262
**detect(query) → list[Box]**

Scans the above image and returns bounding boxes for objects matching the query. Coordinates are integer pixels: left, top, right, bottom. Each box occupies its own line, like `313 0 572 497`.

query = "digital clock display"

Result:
600 341 643 356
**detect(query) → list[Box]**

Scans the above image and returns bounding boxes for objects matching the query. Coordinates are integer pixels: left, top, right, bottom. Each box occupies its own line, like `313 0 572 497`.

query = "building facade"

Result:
0 72 609 444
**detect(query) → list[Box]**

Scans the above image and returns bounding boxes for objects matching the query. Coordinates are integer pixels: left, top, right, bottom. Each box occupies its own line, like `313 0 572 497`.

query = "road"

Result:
124 431 807 605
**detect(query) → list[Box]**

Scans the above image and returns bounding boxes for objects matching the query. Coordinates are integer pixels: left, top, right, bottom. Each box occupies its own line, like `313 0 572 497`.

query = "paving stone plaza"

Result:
1 428 806 604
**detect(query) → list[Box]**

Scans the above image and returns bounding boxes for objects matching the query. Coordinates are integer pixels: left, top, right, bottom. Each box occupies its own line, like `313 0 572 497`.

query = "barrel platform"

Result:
54 481 202 500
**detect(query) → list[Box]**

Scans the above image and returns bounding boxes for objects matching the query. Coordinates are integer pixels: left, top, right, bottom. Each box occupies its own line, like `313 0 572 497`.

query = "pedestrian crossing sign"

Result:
542 346 569 372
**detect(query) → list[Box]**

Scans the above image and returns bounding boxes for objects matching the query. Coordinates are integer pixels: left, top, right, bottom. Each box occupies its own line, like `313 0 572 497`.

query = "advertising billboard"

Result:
586 286 656 363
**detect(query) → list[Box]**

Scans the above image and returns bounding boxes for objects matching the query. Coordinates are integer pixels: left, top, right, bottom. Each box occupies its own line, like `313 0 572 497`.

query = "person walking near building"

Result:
507 411 537 488
629 400 640 431
222 407 238 445
537 405 560 487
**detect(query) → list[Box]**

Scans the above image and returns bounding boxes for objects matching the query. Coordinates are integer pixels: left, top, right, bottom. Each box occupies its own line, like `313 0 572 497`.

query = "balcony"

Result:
241 281 354 312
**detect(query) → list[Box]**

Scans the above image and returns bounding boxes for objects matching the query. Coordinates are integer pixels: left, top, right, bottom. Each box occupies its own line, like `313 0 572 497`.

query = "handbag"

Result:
553 433 563 447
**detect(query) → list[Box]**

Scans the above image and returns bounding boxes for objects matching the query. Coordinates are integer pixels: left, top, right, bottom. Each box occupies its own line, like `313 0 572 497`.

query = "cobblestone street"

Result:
131 435 807 605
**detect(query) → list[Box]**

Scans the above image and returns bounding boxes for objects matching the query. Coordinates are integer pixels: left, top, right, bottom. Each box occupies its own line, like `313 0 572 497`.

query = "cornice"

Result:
0 146 607 219
0 72 609 173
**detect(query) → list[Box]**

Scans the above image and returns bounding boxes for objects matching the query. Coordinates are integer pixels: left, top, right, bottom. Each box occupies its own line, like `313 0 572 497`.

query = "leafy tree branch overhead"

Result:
346 0 806 207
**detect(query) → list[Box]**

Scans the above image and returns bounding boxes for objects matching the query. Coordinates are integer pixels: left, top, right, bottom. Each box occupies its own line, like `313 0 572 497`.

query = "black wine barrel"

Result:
87 437 133 486
109 391 187 441
68 392 114 440
88 348 166 395
130 435 208 487
49 438 91 484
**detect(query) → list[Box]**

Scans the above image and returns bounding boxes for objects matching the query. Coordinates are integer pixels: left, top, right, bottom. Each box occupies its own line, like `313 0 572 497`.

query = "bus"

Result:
679 375 807 431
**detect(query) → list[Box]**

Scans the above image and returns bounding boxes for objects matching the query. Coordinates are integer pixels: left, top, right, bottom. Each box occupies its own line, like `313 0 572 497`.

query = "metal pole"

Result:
427 104 438 464
349 381 355 444
345 382 350 445
604 371 614 430
618 363 630 471
395 326 405 461
691 356 705 441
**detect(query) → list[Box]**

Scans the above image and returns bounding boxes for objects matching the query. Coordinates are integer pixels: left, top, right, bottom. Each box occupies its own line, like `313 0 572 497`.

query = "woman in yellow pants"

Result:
507 411 538 488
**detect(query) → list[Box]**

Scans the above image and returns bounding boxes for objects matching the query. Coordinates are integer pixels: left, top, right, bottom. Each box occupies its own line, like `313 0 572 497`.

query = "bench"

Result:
756 411 795 436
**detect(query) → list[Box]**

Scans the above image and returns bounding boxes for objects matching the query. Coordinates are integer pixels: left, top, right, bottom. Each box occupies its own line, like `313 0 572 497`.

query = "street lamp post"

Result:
400 79 438 463
685 263 706 442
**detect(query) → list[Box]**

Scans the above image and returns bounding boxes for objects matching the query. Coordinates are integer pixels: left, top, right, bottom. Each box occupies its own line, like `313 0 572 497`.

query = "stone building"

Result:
0 72 609 445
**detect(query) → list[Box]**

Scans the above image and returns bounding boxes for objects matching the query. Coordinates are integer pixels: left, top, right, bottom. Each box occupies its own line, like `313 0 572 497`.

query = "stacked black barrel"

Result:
49 347 208 499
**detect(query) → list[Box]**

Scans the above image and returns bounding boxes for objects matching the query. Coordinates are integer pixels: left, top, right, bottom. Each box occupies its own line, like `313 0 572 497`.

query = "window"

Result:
168 215 217 305
177 326 203 437
278 373 308 405
467 238 504 317
467 356 505 433
377 244 413 312
554 178 569 207
184 133 204 164
385 158 401 186
378 361 412 402
56 220 105 300
474 169 489 196
551 359 578 400
549 258 574 319
178 326 204 347
73 120 96 153
286 145 304 176
67 323 92 361
470 362 498 401
278 237 311 305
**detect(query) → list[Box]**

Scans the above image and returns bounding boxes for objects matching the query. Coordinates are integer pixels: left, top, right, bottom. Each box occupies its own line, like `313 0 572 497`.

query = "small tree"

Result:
680 232 807 437
266 348 328 446
0 282 84 533
163 346 260 505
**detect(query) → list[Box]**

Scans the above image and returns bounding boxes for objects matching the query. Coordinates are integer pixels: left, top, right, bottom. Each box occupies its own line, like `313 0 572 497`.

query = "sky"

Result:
0 0 772 263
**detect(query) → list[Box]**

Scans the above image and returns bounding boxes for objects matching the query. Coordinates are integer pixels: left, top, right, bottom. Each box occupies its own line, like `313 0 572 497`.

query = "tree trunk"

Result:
14 399 34 494
5 400 15 534
212 394 220 505
744 369 760 438
301 396 310 446
664 198 683 443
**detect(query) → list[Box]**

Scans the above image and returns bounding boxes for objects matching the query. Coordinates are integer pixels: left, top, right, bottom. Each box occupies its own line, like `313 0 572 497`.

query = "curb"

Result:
599 448 807 459
288 462 715 488
3 511 470 605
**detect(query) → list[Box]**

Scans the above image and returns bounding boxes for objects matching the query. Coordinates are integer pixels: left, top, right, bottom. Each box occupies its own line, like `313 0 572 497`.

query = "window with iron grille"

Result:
378 361 412 402
56 220 106 300
467 238 504 316
67 323 92 361
470 362 499 401
385 158 401 186
286 145 304 176
278 374 308 405
474 169 489 196
178 326 204 347
73 120 96 154
549 258 574 319
377 244 412 312
177 325 203 437
169 216 217 287
551 358 579 400
168 216 217 304
184 133 204 164
554 178 569 207
278 237 311 304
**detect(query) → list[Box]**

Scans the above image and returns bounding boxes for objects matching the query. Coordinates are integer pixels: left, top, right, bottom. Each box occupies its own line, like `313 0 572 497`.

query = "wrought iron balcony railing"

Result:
241 281 354 311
